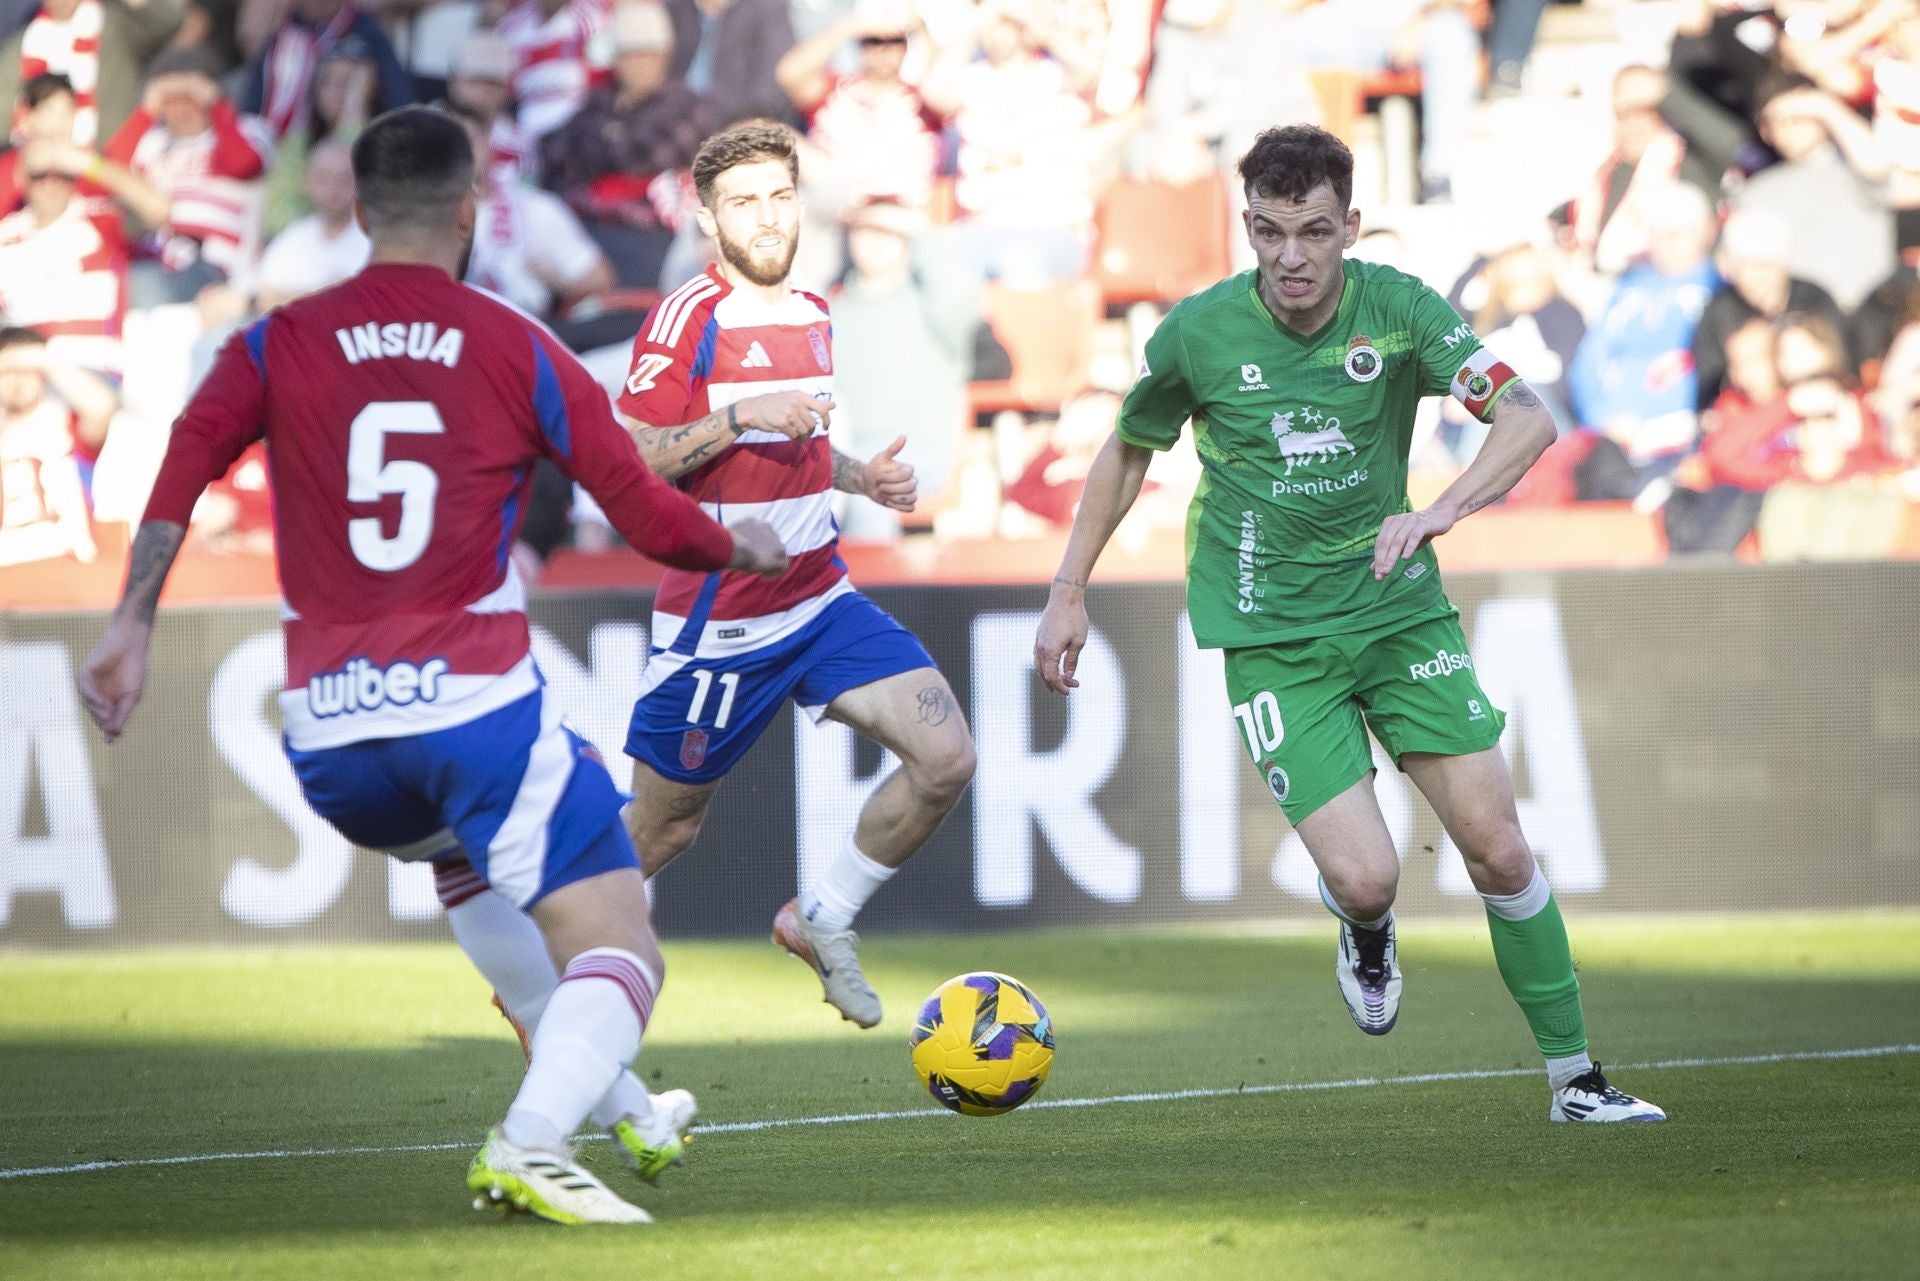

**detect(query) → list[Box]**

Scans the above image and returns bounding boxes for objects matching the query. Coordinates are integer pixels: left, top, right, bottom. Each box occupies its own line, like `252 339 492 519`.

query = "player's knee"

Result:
1460 822 1534 893
1326 864 1399 921
910 735 976 809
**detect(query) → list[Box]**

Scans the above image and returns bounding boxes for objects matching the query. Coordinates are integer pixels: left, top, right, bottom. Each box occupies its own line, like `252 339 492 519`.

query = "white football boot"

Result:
1335 916 1402 1036
1550 1063 1668 1123
466 1129 653 1225
771 898 883 1028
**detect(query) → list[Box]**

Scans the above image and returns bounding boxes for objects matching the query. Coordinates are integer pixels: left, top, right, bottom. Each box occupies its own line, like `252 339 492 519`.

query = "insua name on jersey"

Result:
334 322 465 368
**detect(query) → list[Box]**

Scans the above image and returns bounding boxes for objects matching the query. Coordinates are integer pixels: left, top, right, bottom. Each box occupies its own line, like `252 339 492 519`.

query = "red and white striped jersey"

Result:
140 262 734 751
104 102 274 277
0 194 128 373
618 266 846 657
495 0 608 137
18 0 102 146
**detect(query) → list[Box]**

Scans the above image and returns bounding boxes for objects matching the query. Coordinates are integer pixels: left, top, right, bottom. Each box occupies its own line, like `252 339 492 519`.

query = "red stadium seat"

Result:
968 281 1102 416
1093 174 1232 307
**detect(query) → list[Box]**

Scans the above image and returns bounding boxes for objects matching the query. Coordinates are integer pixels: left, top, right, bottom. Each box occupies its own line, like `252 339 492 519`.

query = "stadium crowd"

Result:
3 0 1919 576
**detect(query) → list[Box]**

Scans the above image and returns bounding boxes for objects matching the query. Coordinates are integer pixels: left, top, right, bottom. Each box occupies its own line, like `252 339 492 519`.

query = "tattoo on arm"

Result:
633 408 738 479
915 686 952 727
1052 574 1087 589
831 447 865 495
117 521 187 626
1502 380 1542 410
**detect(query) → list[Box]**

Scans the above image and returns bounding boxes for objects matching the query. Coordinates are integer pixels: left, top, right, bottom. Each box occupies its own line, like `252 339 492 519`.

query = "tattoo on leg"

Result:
915 686 950 726
666 789 714 820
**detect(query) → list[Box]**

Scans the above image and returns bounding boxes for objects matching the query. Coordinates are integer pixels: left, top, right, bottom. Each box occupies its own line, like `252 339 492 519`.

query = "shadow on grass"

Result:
4 929 1918 1243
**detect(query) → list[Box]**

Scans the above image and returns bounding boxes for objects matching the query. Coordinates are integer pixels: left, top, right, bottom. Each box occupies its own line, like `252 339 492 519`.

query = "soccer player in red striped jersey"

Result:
77 107 792 1223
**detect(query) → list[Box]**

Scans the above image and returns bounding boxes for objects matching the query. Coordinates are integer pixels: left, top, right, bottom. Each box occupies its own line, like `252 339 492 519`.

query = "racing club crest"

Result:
1459 364 1494 402
1265 763 1290 803
807 326 831 372
679 728 710 771
1344 334 1382 383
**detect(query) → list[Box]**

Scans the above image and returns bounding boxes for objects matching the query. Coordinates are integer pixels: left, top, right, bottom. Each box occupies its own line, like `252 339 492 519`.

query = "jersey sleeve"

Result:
1409 283 1520 423
527 327 733 572
142 323 268 525
1115 308 1195 451
614 293 705 427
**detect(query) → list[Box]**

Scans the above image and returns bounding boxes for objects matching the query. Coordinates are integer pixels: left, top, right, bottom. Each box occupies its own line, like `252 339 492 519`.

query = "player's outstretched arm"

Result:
1371 379 1558 580
622 391 834 481
1034 433 1154 695
80 520 187 742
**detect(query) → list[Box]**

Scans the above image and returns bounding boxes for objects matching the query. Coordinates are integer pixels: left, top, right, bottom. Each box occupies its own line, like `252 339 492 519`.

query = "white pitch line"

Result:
3 1042 1914 1183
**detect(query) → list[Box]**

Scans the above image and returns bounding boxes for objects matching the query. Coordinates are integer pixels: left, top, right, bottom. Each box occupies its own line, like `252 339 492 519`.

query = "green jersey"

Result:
1117 259 1518 649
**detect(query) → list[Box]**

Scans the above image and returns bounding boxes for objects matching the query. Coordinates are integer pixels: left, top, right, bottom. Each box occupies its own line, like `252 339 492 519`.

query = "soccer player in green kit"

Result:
1034 124 1664 1122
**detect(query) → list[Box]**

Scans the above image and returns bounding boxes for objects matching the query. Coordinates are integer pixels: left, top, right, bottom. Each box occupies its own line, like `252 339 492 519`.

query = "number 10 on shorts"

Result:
687 670 740 729
1232 690 1284 757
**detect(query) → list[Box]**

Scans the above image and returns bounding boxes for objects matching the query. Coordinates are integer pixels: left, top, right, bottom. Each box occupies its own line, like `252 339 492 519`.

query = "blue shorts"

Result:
286 684 636 909
625 591 934 784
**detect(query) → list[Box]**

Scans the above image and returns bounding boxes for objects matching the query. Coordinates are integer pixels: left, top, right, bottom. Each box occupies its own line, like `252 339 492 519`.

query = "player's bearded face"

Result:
709 161 802 287
1245 183 1359 329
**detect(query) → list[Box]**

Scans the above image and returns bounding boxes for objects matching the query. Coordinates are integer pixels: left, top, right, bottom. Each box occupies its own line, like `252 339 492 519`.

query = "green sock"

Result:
1485 892 1589 1058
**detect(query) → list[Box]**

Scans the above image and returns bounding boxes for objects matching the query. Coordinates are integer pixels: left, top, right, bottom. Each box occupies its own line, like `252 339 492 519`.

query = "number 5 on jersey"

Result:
1232 690 1284 757
347 401 444 571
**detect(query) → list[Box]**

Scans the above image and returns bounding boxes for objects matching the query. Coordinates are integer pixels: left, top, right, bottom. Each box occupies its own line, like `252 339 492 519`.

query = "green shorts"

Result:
1222 609 1506 824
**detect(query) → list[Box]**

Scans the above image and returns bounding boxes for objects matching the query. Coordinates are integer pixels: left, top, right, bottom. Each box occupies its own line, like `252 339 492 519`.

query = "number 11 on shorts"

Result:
1232 690 1284 757
687 670 740 729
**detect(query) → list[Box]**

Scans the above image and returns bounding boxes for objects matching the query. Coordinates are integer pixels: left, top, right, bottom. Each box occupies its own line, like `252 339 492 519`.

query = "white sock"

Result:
1317 875 1390 932
440 865 659 1132
1546 1052 1596 1090
796 837 897 932
503 947 657 1153
439 870 559 1032
1481 866 1552 922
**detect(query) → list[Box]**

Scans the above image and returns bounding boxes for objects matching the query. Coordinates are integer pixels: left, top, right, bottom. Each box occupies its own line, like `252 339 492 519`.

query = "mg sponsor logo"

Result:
307 657 450 717
1408 649 1474 681
1270 406 1356 474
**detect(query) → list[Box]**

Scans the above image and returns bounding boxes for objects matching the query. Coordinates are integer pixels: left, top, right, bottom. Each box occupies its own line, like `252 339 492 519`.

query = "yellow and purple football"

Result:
908 971 1055 1117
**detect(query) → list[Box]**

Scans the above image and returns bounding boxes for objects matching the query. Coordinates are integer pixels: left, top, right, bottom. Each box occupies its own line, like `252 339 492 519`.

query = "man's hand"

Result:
733 391 834 441
726 516 790 577
79 617 154 743
861 435 917 511
1371 505 1457 580
1033 589 1090 695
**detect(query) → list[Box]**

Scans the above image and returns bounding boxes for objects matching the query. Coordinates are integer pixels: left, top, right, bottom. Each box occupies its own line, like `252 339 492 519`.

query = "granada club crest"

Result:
679 728 709 771
807 326 831 372
1345 333 1382 382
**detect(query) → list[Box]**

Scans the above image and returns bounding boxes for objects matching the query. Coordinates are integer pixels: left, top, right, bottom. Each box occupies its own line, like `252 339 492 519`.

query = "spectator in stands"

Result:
1484 0 1549 98
0 136 146 376
1774 0 1909 105
446 30 532 182
1693 210 1848 411
778 0 947 213
104 47 274 307
261 32 378 236
1 70 94 209
829 197 981 541
253 137 363 309
540 1 709 289
0 0 183 148
1274 0 1480 204
493 0 607 138
1665 315 1785 554
928 0 1111 285
1445 229 1585 460
1575 64 1725 276
1873 284 1920 462
1868 1 1920 251
1568 182 1720 504
451 103 614 320
241 0 411 140
1732 71 1895 313
0 323 100 564
671 0 797 127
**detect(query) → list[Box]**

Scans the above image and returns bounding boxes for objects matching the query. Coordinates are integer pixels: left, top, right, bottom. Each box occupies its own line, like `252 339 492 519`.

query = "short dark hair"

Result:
1237 124 1354 211
1755 68 1818 116
0 325 47 354
692 120 799 209
22 72 73 110
145 46 224 83
351 106 475 236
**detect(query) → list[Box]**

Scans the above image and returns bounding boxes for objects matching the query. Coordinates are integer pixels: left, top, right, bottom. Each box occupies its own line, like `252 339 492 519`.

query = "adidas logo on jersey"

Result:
741 341 773 368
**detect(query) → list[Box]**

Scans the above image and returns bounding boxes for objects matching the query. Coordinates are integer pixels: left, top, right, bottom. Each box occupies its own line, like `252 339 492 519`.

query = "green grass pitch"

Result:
3 912 1917 1280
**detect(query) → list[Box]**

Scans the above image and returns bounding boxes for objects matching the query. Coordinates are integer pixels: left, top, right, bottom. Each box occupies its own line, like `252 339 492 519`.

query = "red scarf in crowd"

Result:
18 0 103 145
258 3 357 138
